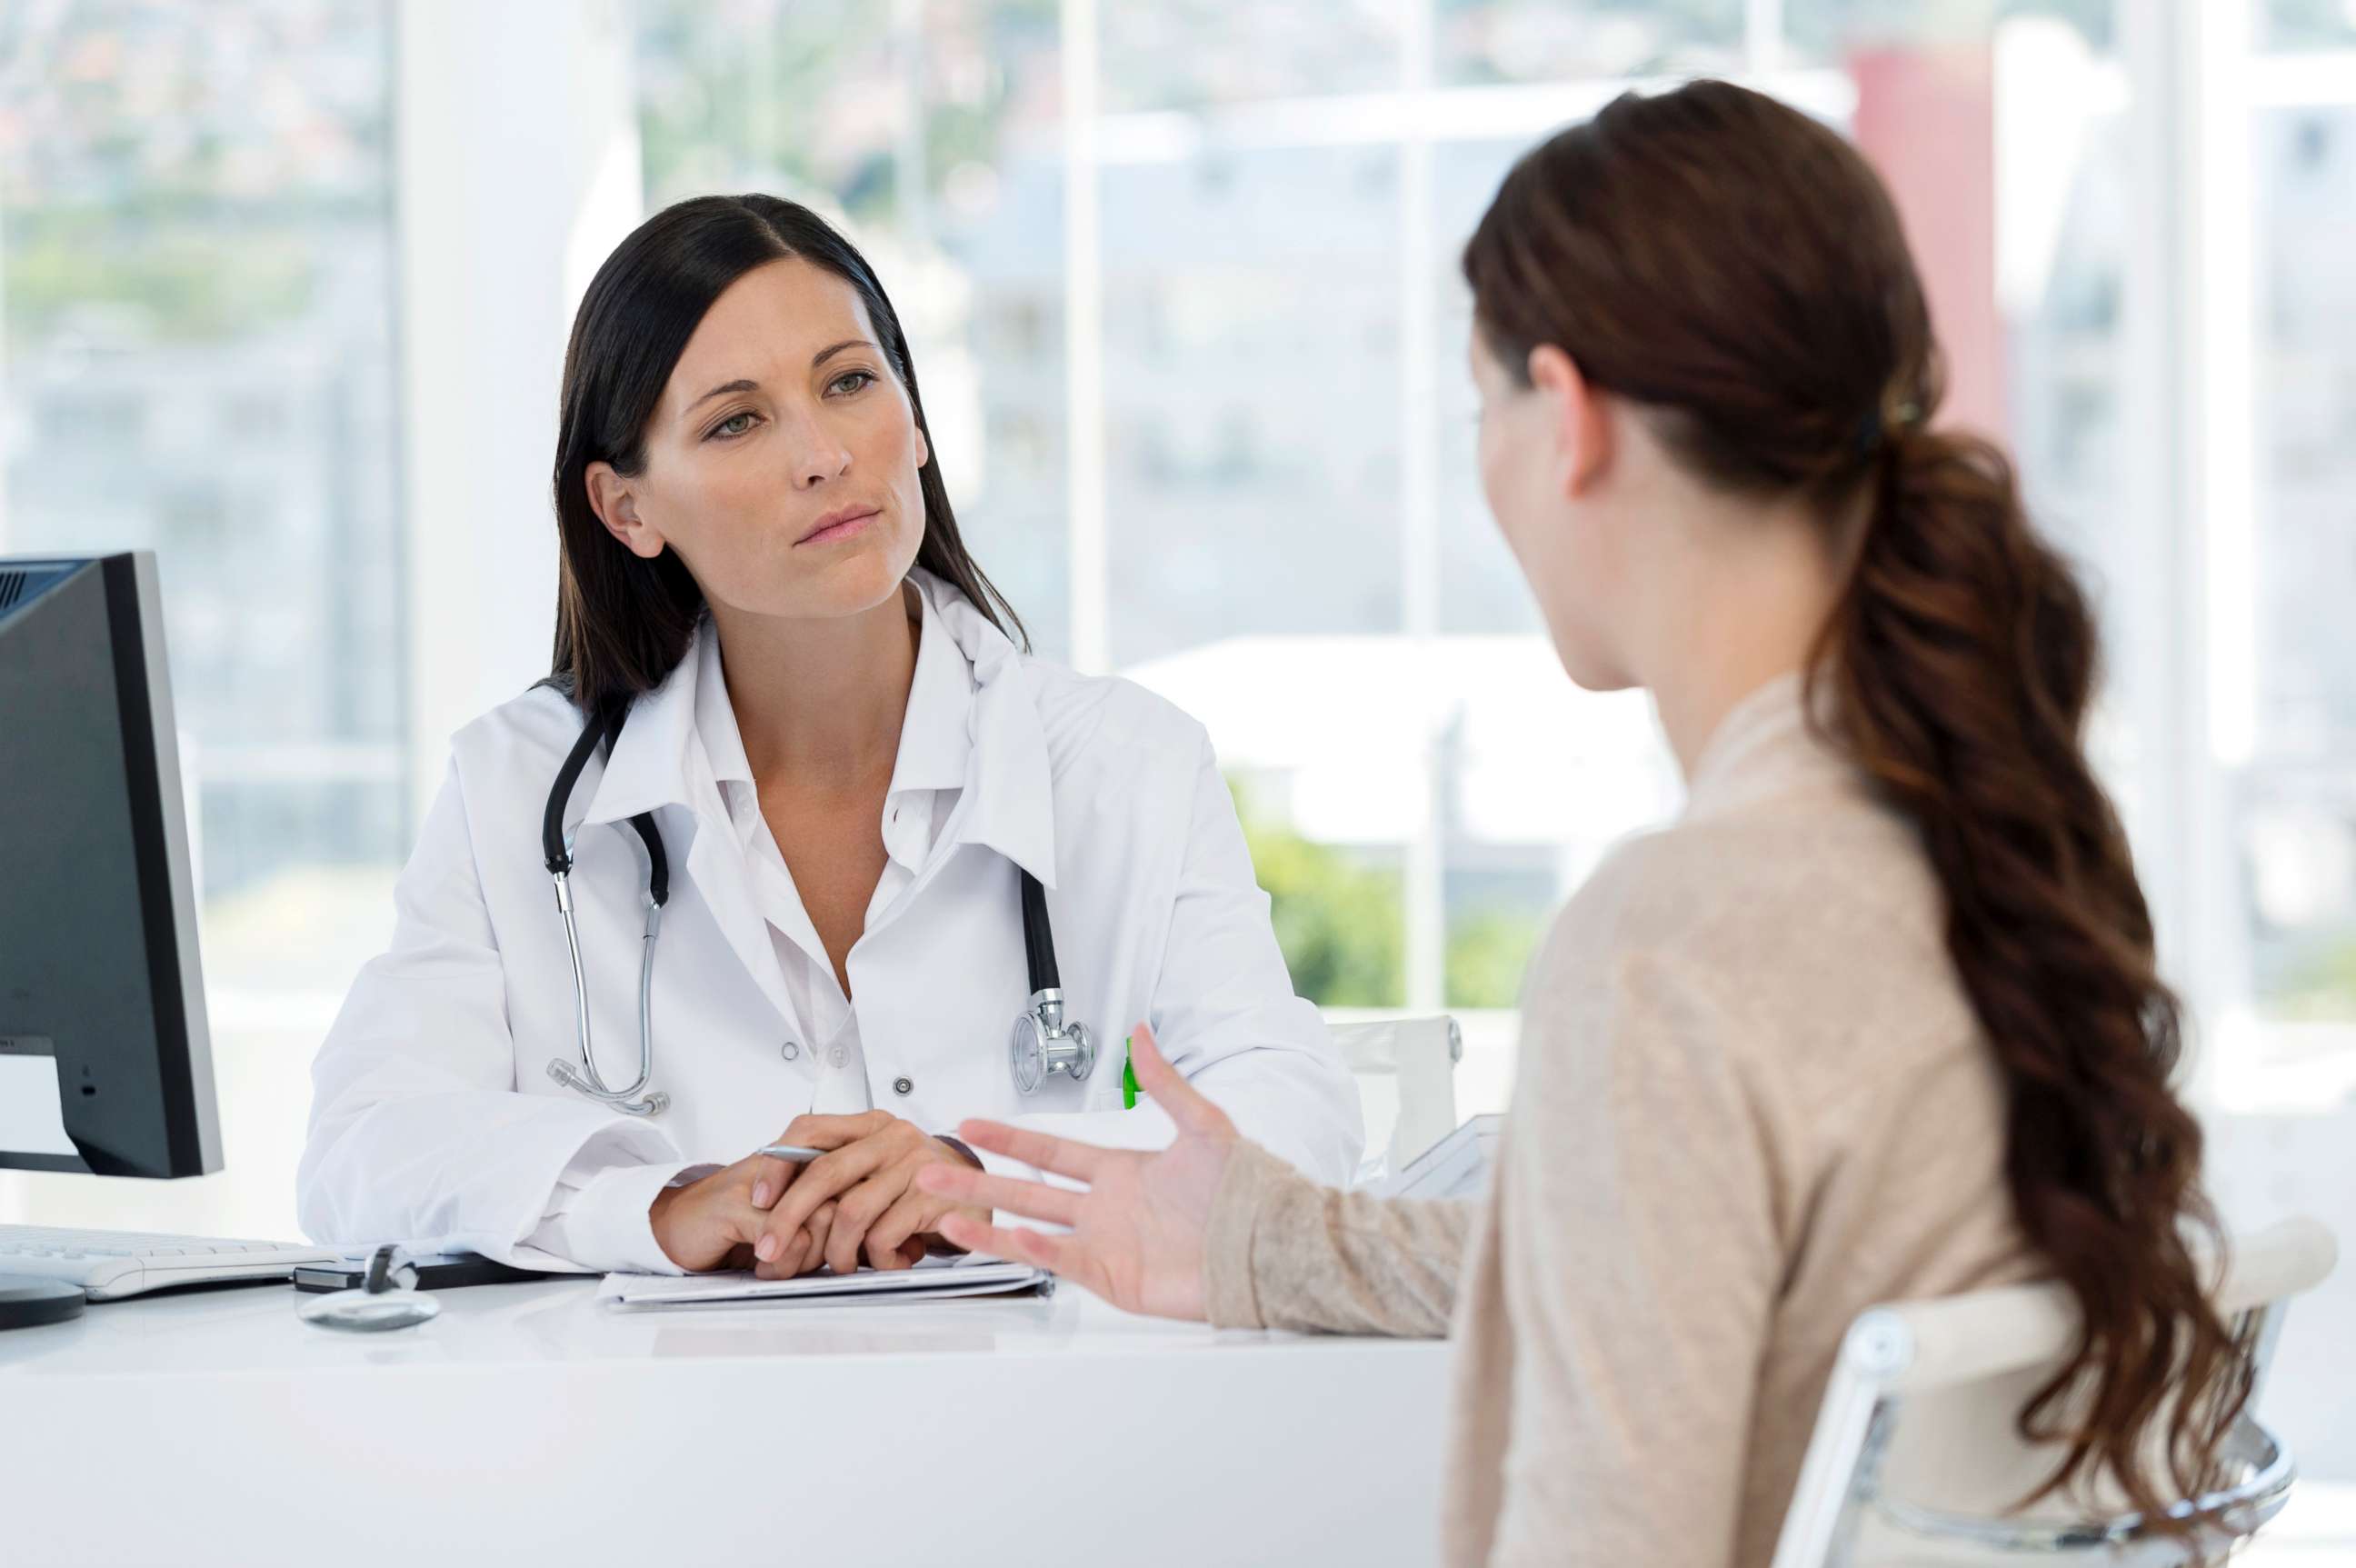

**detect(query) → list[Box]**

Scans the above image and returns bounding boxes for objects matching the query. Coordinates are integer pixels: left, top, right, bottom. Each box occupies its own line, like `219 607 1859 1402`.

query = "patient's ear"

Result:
1527 344 1612 500
585 464 665 560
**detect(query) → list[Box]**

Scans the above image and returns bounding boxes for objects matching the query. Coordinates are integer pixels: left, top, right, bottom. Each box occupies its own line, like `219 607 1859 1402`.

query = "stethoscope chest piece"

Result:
1010 988 1094 1094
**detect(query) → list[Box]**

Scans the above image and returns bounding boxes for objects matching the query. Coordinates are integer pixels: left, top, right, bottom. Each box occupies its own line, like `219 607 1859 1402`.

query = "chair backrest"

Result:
1324 1014 1460 1183
1772 1216 2339 1567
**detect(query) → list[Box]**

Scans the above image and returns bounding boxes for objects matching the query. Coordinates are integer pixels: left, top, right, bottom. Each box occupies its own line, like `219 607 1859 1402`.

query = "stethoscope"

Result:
539 696 1095 1117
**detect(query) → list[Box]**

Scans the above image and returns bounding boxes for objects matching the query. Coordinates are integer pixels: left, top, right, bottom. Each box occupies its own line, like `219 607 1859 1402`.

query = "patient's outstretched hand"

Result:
913 1023 1237 1322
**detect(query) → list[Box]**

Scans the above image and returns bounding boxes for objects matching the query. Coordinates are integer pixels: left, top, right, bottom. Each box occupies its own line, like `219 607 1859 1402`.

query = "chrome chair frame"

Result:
1775 1218 2333 1568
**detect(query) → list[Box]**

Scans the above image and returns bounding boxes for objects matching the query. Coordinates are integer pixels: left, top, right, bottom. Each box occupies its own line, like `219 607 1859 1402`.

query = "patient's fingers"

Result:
953 1119 1106 1183
1127 1024 1229 1138
915 1164 1083 1227
937 1213 1072 1274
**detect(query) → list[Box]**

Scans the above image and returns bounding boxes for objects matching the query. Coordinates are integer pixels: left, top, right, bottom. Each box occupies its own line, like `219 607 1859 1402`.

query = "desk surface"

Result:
2 1276 1453 1568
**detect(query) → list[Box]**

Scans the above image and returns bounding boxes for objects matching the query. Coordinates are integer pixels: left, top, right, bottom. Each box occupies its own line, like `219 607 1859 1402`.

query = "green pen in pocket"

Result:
1122 1034 1140 1109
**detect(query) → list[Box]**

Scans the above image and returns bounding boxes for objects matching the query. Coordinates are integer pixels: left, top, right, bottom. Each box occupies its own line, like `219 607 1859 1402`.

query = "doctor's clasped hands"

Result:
647 1112 990 1277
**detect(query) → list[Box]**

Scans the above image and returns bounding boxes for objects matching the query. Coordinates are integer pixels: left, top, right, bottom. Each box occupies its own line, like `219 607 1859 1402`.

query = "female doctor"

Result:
296 194 1363 1279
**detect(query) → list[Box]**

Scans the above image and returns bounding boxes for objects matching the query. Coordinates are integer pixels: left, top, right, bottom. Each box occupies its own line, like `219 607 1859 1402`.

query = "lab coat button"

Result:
893 1076 913 1096
780 1040 800 1062
828 1044 849 1070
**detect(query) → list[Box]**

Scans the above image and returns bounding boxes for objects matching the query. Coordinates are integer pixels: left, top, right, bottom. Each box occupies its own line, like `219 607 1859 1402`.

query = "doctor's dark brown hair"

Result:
1462 82 2243 1523
545 195 1026 715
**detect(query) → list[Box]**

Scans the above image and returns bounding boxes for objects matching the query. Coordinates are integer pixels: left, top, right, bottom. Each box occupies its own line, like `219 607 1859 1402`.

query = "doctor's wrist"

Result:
646 1160 764 1273
646 1181 693 1265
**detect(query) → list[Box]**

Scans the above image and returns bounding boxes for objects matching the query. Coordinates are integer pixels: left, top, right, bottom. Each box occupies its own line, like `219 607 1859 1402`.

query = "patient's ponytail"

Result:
1463 79 2244 1523
1837 406 2245 1513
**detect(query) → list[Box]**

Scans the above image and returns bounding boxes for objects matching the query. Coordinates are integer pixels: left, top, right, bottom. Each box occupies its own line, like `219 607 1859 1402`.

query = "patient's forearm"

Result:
1202 1141 1472 1337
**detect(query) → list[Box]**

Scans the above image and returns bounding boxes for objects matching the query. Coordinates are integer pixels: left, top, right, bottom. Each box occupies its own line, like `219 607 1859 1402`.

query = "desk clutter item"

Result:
297 1244 441 1333
0 1225 336 1300
600 1254 1051 1310
1377 1112 1502 1201
293 1251 561 1293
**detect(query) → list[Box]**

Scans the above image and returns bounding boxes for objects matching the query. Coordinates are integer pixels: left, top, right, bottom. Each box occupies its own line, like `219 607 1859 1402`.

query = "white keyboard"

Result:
0 1225 339 1301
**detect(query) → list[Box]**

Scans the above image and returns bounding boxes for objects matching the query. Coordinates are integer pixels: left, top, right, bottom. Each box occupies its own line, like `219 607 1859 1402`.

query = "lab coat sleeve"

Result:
525 1143 721 1275
979 730 1364 1188
296 757 695 1272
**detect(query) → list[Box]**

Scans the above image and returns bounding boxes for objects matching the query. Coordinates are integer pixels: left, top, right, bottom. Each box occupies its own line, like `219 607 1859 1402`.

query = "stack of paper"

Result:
597 1254 1052 1310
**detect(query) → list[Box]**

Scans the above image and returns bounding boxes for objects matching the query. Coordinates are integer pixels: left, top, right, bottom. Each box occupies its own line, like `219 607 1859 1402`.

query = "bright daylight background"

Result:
2 1 2353 1553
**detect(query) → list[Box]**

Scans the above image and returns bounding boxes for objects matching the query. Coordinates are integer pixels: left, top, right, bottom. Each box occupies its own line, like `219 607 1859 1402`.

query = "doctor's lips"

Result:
795 504 883 547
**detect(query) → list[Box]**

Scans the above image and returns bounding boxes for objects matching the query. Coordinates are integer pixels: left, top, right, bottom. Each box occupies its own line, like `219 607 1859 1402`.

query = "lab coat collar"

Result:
572 567 1057 889
914 566 1059 891
572 625 714 834
886 574 978 798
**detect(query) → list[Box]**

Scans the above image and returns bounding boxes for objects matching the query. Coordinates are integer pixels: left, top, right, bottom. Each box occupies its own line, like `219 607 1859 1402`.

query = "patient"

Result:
917 80 2248 1566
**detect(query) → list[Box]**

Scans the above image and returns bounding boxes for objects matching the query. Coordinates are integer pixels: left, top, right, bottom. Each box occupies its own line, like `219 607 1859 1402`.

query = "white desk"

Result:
0 1275 1454 1567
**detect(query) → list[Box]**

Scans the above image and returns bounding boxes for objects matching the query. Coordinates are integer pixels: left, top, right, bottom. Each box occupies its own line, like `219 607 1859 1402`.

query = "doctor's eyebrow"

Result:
680 341 883 420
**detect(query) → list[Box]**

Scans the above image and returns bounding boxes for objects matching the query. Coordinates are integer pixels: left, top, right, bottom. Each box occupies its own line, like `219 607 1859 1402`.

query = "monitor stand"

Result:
0 1275 85 1330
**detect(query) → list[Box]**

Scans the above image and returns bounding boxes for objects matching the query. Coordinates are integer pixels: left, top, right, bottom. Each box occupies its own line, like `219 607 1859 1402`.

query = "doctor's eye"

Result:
826 370 877 398
707 411 760 441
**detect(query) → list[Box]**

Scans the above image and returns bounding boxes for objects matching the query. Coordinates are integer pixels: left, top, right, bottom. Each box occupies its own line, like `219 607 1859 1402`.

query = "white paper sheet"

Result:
598 1255 1051 1309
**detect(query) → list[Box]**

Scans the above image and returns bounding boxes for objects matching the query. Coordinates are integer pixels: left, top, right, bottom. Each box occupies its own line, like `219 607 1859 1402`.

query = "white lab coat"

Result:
297 569 1363 1271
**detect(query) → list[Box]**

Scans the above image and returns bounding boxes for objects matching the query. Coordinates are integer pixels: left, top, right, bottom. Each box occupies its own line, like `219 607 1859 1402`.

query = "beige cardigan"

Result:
1203 674 2034 1566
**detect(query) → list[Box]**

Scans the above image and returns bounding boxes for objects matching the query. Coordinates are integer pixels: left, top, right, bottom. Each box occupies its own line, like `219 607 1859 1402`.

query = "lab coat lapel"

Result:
858 572 1058 953
954 665 1057 889
681 804 795 1032
924 570 1058 890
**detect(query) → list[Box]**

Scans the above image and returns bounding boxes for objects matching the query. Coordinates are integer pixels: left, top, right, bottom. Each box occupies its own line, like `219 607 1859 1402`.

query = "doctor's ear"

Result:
1526 344 1612 501
584 463 667 561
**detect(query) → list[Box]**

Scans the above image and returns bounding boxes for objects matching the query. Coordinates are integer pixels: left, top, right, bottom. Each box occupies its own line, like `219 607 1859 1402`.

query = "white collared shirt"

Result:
699 582 975 1118
297 568 1364 1273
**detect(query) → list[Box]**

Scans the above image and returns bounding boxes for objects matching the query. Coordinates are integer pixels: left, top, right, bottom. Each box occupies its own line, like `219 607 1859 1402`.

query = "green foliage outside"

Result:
1234 779 1405 1009
5 213 324 345
1446 909 1543 1011
1231 776 1549 1012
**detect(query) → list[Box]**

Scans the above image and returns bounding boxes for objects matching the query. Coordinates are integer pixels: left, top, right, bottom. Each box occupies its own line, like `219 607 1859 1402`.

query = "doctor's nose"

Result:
783 414 853 489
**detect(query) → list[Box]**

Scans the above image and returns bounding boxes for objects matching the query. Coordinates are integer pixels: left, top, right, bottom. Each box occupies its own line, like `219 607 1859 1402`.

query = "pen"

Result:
756 1144 825 1163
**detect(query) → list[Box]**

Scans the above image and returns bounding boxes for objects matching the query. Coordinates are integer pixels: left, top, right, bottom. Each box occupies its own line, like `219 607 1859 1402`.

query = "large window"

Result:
0 1 403 1237
2247 96 2356 1032
635 0 1072 661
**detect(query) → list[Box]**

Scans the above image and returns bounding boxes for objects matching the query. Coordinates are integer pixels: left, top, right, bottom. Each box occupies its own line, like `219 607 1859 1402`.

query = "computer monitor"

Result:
0 550 220 1178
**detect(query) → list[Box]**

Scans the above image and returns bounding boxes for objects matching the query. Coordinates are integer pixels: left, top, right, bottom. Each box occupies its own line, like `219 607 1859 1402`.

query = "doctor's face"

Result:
587 257 930 624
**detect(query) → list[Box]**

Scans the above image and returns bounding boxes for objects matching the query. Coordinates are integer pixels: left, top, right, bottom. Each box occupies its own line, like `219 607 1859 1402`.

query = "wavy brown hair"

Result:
1463 81 2244 1523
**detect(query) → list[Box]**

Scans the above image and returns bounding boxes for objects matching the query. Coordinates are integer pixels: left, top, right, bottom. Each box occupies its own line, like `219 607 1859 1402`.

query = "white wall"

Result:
395 0 646 823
